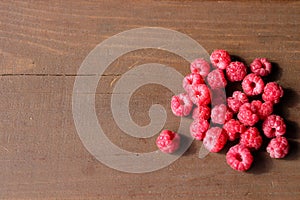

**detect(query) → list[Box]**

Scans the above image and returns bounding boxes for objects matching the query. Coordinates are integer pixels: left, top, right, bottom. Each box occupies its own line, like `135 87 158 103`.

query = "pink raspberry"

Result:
156 130 180 154
190 58 211 78
226 61 247 82
226 144 253 171
203 127 228 152
262 82 284 104
210 88 227 106
250 58 272 77
242 73 265 96
207 69 227 89
171 93 193 116
211 104 232 124
182 73 204 92
190 119 209 141
266 136 289 158
237 103 259 126
189 84 211 106
227 91 249 113
240 127 263 150
250 100 273 120
192 105 211 120
223 119 246 141
210 49 231 70
262 115 286 138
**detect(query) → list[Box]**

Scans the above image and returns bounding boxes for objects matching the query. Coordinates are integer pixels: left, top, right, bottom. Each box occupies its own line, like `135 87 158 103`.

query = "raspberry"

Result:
211 104 232 124
203 127 228 152
190 119 209 141
210 88 227 106
237 103 259 126
190 58 211 78
250 100 273 120
182 73 204 92
225 109 234 122
189 84 211 106
171 93 193 116
226 144 253 171
226 61 247 82
240 127 263 150
156 130 180 153
262 82 284 104
266 136 289 158
223 119 246 141
262 115 286 138
227 91 249 113
242 73 265 96
207 69 227 89
250 58 272 77
210 49 231 70
192 105 211 120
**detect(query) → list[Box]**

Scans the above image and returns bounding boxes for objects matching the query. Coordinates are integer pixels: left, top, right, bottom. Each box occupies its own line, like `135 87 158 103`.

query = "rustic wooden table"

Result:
0 0 299 199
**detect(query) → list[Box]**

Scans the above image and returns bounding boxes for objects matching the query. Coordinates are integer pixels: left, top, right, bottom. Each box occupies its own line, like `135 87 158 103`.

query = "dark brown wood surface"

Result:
0 0 299 199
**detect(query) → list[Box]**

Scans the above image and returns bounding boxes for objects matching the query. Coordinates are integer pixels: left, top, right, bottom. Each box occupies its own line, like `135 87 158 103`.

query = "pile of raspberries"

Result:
156 49 289 172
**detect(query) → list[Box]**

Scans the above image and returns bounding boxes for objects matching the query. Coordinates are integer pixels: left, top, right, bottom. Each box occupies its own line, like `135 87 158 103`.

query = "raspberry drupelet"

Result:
171 93 193 117
192 105 211 120
190 119 209 141
183 73 204 92
240 127 263 150
262 82 284 104
156 130 180 154
189 84 211 106
237 102 259 126
210 49 231 70
262 115 286 138
223 119 246 141
250 58 272 77
190 58 211 78
226 61 247 82
207 69 227 89
203 127 228 153
226 144 253 171
242 73 265 96
266 136 289 158
227 91 249 113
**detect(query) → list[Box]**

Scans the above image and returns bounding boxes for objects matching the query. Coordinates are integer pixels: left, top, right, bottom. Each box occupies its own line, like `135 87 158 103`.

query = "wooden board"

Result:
0 0 299 199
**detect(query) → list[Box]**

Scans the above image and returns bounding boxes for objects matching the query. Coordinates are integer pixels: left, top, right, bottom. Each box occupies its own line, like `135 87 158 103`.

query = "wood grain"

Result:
0 0 299 199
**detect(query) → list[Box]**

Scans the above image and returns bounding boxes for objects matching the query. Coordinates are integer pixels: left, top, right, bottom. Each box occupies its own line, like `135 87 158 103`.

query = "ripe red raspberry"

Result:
192 105 211 120
190 119 209 141
203 127 228 152
211 104 232 124
207 69 227 89
182 73 204 92
223 119 246 141
227 91 249 113
237 103 259 126
262 82 284 104
210 49 231 70
250 100 273 120
156 130 180 153
225 109 234 122
242 73 265 96
171 93 193 116
262 115 286 138
226 144 253 171
210 88 227 106
266 136 289 158
240 127 263 150
250 58 272 77
190 58 211 78
226 61 247 82
189 84 211 106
